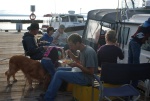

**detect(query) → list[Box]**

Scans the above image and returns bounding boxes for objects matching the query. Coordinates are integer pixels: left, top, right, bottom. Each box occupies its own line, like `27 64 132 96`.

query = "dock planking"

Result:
0 32 149 101
0 32 73 101
0 32 44 101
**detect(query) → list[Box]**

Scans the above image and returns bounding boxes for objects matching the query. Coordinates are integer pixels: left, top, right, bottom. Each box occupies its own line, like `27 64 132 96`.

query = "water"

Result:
0 22 43 30
0 16 49 30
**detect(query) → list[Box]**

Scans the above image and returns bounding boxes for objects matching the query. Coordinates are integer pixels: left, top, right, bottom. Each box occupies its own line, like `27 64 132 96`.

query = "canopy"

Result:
87 9 122 23
87 9 150 24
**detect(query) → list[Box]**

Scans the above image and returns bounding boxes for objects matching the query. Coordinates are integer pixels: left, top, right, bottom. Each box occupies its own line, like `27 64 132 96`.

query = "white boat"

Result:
41 11 86 36
82 0 150 97
82 0 150 63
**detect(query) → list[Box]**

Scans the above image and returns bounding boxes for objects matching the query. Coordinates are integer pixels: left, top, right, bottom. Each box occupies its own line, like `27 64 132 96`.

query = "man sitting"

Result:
39 27 55 46
22 23 47 60
43 33 98 101
52 24 68 49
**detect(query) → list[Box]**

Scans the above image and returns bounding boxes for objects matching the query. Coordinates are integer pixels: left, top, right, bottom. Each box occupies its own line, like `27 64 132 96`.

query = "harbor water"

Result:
0 16 49 30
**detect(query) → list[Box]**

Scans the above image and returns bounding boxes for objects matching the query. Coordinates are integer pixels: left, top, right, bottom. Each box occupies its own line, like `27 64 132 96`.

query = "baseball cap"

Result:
27 22 39 30
59 24 65 29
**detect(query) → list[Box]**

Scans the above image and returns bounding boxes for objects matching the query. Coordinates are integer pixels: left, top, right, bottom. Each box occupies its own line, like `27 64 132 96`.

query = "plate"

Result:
72 67 82 72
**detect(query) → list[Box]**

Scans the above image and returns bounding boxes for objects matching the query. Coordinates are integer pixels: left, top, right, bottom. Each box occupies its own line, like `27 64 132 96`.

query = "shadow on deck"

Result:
0 32 149 101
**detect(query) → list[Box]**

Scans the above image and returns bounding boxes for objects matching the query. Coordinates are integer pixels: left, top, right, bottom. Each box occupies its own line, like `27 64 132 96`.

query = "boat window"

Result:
77 16 84 23
118 27 130 45
69 15 77 22
51 17 54 22
84 19 101 43
56 16 59 22
61 16 69 22
141 37 150 51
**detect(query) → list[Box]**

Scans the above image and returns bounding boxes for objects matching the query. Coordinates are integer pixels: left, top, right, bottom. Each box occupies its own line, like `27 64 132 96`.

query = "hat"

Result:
143 17 150 27
59 24 65 29
27 23 39 30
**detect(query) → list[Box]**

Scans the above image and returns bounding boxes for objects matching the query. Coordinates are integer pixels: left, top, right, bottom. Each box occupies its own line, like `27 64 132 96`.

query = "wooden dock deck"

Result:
0 32 149 101
0 32 73 101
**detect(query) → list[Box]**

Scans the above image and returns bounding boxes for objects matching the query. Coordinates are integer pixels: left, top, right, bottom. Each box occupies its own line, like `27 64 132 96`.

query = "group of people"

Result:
39 24 68 49
22 17 150 101
22 22 98 101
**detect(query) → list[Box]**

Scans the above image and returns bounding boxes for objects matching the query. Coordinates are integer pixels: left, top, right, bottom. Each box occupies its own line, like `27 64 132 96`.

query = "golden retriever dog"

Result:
5 55 51 90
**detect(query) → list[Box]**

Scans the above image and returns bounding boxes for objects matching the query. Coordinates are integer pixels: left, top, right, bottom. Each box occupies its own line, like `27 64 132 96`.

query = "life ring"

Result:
30 13 36 20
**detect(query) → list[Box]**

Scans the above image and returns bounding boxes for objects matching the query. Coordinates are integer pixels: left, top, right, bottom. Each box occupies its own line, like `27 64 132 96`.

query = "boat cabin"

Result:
42 11 85 36
82 8 150 63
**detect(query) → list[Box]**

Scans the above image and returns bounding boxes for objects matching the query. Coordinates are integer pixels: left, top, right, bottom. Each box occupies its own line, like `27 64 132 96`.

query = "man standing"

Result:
128 17 150 64
43 33 98 101
128 18 150 87
22 22 47 60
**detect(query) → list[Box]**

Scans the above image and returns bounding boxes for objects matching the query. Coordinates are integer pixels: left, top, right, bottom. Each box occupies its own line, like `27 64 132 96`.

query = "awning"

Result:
87 9 122 23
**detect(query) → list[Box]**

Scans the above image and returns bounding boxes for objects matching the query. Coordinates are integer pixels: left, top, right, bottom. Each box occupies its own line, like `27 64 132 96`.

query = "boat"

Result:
41 11 86 36
82 0 150 98
82 0 150 63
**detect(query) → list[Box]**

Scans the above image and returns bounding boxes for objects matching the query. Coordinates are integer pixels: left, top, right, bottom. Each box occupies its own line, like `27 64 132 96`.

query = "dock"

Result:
0 32 72 101
0 19 43 23
0 32 149 101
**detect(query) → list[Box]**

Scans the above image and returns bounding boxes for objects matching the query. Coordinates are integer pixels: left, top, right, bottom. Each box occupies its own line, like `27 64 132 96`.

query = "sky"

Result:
0 0 120 16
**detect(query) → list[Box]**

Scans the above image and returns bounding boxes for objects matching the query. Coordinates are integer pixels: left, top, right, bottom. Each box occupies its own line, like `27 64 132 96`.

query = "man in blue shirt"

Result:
39 27 55 46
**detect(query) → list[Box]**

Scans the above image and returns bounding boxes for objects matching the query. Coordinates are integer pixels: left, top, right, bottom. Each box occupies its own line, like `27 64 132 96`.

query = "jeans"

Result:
44 67 92 101
128 39 141 64
41 59 55 77
128 39 141 87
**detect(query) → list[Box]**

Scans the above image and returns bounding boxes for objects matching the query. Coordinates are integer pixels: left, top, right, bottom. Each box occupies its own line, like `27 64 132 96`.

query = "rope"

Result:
115 0 120 22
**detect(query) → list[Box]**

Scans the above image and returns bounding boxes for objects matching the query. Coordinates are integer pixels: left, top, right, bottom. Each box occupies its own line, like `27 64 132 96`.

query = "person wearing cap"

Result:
128 17 150 64
128 17 150 88
22 22 47 60
143 17 150 27
52 24 68 47
39 26 55 46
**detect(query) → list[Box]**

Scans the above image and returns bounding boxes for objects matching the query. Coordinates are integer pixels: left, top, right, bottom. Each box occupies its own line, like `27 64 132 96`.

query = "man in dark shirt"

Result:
97 30 124 66
22 23 47 60
128 17 150 64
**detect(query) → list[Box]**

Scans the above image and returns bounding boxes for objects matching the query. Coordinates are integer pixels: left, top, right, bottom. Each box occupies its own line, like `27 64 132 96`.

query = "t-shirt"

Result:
52 30 68 46
132 25 150 45
40 33 53 46
80 45 98 83
97 45 124 66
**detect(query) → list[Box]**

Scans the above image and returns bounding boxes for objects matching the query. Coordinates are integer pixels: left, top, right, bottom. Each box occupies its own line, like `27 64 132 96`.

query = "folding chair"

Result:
94 63 150 101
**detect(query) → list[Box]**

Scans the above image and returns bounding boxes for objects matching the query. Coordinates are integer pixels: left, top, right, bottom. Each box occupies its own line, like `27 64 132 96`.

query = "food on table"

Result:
63 59 74 64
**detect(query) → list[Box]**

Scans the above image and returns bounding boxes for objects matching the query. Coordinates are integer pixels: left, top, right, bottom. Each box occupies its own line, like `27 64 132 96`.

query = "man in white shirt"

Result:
52 24 68 47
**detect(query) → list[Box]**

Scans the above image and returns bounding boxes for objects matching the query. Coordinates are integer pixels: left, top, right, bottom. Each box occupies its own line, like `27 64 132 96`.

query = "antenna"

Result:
131 0 135 9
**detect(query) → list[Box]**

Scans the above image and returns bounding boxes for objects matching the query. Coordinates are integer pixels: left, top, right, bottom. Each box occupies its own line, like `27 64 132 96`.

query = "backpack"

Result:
43 46 59 64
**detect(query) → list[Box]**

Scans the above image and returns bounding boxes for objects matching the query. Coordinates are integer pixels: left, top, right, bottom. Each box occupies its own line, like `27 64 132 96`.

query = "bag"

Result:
43 46 59 64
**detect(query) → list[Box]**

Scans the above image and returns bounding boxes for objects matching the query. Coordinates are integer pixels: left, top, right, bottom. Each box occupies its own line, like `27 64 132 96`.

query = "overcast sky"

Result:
0 0 120 15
